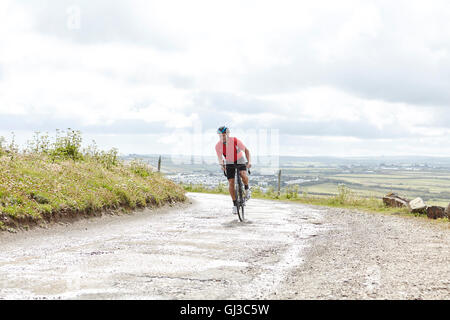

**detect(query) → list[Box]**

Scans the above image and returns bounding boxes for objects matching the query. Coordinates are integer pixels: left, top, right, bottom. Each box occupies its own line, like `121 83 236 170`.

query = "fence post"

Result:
157 155 161 172
277 169 282 197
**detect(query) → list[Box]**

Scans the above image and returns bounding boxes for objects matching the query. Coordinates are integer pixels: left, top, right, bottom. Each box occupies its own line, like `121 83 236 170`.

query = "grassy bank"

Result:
183 183 449 221
0 130 186 231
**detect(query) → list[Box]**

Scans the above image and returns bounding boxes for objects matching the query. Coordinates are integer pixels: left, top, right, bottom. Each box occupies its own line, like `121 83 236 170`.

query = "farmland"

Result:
276 156 450 206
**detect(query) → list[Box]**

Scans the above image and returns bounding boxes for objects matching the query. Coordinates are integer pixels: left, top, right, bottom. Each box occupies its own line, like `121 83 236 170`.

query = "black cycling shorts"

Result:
225 164 247 180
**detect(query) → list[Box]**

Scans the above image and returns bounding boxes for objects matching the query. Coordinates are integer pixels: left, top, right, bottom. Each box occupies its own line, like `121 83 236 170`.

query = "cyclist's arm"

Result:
217 155 226 171
245 148 252 168
215 145 226 171
236 138 252 168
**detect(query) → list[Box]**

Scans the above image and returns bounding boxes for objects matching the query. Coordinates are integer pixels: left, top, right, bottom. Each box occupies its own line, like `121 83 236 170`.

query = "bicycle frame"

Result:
224 163 250 222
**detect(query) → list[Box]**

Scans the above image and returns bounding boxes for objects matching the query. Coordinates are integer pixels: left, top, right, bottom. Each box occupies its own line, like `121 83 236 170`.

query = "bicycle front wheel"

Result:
236 176 245 222
238 202 245 221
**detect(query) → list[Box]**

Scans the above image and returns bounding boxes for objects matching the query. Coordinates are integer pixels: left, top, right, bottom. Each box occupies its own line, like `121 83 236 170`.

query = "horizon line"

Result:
121 153 450 159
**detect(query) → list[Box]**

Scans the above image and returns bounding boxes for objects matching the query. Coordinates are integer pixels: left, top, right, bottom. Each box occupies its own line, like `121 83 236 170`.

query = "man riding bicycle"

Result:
215 126 252 215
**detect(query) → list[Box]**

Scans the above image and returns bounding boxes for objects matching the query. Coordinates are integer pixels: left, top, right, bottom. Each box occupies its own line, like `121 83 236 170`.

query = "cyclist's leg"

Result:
228 178 236 200
240 170 249 185
229 177 239 214
226 164 237 201
239 166 251 200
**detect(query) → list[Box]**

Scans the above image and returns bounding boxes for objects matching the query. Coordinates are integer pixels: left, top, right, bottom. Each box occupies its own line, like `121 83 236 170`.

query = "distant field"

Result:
296 169 450 206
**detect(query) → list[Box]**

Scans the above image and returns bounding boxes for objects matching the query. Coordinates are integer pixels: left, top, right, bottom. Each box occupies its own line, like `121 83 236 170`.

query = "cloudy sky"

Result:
1 0 450 157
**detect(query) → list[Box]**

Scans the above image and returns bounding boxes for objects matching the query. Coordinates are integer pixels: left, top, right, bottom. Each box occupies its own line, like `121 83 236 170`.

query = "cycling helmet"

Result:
217 126 229 134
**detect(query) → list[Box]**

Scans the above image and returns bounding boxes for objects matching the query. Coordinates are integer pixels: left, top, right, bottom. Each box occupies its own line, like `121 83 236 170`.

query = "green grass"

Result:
0 130 186 230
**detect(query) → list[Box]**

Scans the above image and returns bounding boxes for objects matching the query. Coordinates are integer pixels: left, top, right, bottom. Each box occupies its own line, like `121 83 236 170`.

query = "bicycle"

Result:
223 163 251 222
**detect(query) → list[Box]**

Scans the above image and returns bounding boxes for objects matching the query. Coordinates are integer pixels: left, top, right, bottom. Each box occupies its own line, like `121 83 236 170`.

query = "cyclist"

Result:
215 126 252 214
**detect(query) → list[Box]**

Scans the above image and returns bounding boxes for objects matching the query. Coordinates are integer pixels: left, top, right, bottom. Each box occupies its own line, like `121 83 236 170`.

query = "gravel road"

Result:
0 193 448 300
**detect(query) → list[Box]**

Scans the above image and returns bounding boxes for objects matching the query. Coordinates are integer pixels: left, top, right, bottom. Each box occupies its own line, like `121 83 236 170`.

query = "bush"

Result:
284 185 299 199
266 186 276 198
1 133 19 159
334 184 354 205
0 136 5 156
50 129 83 161
27 132 51 154
23 129 120 167
84 140 119 168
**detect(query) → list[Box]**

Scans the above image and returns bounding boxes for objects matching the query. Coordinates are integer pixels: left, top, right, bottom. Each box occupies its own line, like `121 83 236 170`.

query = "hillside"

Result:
0 130 186 231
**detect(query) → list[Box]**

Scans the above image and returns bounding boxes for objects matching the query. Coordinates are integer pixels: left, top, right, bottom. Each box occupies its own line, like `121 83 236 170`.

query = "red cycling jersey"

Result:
215 137 246 164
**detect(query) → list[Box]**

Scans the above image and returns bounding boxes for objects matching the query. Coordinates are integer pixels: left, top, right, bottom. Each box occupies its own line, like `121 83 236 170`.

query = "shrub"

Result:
1 133 20 159
50 129 83 161
266 186 276 198
27 132 51 154
101 148 119 168
83 140 119 168
284 185 299 199
334 184 354 205
0 136 5 156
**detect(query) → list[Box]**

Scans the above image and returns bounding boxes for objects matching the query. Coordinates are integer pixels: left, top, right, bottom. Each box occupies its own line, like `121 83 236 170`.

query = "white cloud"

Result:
1 0 450 156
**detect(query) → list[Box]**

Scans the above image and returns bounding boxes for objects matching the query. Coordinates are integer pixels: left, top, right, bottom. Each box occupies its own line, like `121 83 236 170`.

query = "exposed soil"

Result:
1 195 185 232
